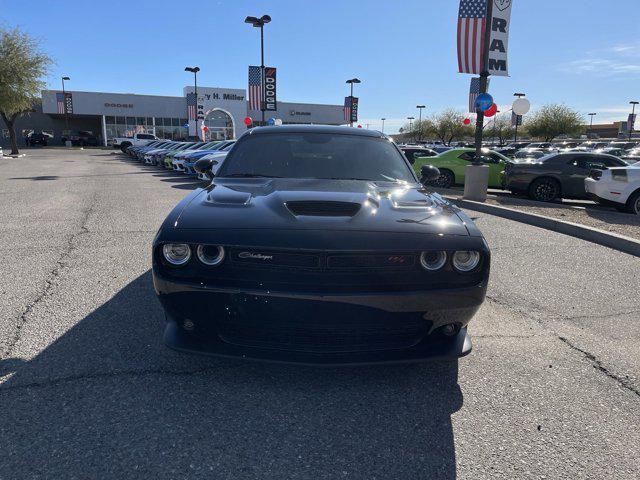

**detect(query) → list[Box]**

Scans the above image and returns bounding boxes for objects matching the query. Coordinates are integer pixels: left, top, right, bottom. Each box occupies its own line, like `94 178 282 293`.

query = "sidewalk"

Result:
437 188 640 242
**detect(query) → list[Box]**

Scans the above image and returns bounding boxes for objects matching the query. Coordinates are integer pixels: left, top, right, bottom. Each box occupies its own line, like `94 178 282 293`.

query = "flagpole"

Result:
473 0 494 164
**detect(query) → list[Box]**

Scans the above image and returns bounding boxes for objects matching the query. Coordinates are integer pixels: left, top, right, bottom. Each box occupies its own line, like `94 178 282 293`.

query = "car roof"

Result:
245 125 385 138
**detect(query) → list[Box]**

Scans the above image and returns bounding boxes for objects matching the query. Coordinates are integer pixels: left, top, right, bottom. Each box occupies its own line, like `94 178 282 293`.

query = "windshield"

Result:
218 133 415 182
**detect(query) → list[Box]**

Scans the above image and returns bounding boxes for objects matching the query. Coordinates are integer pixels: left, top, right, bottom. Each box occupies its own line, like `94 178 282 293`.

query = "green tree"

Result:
525 104 584 142
428 109 473 146
0 28 52 154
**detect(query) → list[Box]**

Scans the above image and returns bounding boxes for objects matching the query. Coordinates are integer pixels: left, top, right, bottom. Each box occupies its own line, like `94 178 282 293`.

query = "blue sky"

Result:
1 0 639 133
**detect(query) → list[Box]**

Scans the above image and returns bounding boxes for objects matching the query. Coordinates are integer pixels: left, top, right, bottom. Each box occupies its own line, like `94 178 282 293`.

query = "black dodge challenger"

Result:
152 126 490 365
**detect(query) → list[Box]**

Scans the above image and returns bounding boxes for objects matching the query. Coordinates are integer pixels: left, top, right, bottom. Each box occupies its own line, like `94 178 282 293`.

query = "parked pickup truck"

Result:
112 133 158 151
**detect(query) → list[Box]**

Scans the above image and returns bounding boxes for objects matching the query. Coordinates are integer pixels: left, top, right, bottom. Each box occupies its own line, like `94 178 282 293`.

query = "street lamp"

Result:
416 105 425 142
185 67 200 139
245 14 272 125
345 78 361 127
588 113 597 137
381 118 386 134
61 76 70 131
407 116 415 141
629 101 639 140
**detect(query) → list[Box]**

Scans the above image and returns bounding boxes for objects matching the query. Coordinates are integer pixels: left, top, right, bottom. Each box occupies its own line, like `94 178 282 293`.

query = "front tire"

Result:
625 191 640 215
433 169 455 188
120 142 132 153
529 177 560 202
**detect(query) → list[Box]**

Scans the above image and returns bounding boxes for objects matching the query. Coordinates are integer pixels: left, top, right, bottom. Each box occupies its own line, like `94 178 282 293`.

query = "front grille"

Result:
229 248 320 269
328 254 415 269
286 201 361 217
217 311 427 353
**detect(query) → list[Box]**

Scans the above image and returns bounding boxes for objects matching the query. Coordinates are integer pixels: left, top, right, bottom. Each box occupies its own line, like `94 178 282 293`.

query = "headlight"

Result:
420 251 447 271
197 245 225 266
162 243 191 265
452 251 480 272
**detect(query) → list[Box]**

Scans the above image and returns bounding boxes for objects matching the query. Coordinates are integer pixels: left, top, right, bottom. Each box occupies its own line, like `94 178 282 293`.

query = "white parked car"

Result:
111 133 158 150
584 164 640 214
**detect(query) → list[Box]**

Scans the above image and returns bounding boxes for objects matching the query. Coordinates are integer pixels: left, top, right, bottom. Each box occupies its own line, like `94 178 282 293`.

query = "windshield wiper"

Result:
224 173 282 178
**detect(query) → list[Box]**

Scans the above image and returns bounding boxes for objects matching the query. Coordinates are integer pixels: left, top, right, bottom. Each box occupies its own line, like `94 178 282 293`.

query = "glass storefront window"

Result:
202 109 234 141
116 116 126 125
126 117 136 125
171 118 179 126
136 117 146 125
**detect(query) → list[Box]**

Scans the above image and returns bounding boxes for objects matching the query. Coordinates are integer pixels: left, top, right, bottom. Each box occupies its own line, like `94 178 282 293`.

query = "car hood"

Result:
182 150 220 161
172 178 471 236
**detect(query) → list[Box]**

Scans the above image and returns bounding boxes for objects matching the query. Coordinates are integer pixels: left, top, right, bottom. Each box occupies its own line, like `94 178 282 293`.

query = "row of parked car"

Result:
398 145 640 215
122 139 236 182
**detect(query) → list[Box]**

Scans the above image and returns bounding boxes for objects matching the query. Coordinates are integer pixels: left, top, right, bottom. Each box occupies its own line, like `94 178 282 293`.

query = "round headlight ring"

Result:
162 243 191 266
420 251 447 271
452 250 481 272
197 245 225 266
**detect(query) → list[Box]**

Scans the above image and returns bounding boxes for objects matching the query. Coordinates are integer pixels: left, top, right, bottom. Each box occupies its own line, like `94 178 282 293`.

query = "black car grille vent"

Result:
285 201 361 217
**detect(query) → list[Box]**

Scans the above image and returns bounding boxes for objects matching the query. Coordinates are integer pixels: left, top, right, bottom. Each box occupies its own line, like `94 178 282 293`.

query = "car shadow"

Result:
0 271 462 479
583 207 640 226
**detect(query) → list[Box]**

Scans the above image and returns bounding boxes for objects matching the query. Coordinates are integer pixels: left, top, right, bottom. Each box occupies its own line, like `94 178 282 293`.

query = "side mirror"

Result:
420 165 441 184
194 158 213 175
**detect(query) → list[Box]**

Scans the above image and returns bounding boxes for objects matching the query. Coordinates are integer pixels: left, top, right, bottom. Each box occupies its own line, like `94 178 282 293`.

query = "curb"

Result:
444 196 640 258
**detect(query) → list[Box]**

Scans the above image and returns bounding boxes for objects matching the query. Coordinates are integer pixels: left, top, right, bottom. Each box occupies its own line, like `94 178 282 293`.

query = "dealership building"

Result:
0 86 346 148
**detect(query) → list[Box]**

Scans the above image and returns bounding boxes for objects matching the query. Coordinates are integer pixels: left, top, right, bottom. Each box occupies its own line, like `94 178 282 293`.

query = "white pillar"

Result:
101 115 108 147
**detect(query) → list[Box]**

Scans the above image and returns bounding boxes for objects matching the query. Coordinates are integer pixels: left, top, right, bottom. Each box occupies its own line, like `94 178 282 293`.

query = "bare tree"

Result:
0 27 52 154
487 112 514 144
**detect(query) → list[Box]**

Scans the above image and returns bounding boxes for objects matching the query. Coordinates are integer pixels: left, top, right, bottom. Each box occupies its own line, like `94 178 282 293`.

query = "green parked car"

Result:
413 148 513 188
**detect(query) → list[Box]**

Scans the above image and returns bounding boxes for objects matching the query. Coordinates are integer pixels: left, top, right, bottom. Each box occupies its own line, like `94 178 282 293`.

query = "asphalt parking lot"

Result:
1 148 638 479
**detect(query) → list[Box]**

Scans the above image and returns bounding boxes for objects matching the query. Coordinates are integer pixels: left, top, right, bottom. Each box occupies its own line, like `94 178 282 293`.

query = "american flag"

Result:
457 0 487 75
343 97 351 122
56 93 65 114
468 77 490 112
248 66 262 111
186 92 197 121
469 77 480 113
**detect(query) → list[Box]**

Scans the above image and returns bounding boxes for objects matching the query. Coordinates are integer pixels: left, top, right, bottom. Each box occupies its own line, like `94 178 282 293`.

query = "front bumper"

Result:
153 272 485 364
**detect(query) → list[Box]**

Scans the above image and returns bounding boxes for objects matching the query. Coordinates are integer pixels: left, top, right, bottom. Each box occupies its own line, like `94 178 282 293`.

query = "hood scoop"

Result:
285 200 361 217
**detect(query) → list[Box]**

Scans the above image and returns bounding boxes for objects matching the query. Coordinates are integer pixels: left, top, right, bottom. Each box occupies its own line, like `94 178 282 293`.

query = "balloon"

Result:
243 117 253 126
475 93 494 112
463 118 471 125
484 103 498 117
512 98 531 115
274 118 283 126
357 124 362 128
267 117 276 126
202 126 209 132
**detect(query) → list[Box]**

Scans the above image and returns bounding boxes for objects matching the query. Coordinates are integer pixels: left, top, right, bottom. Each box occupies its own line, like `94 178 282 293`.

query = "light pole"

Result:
629 101 639 140
345 78 361 127
185 67 200 139
416 105 425 142
381 118 386 134
245 15 272 125
513 92 526 142
407 116 415 142
61 76 70 132
588 113 597 137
